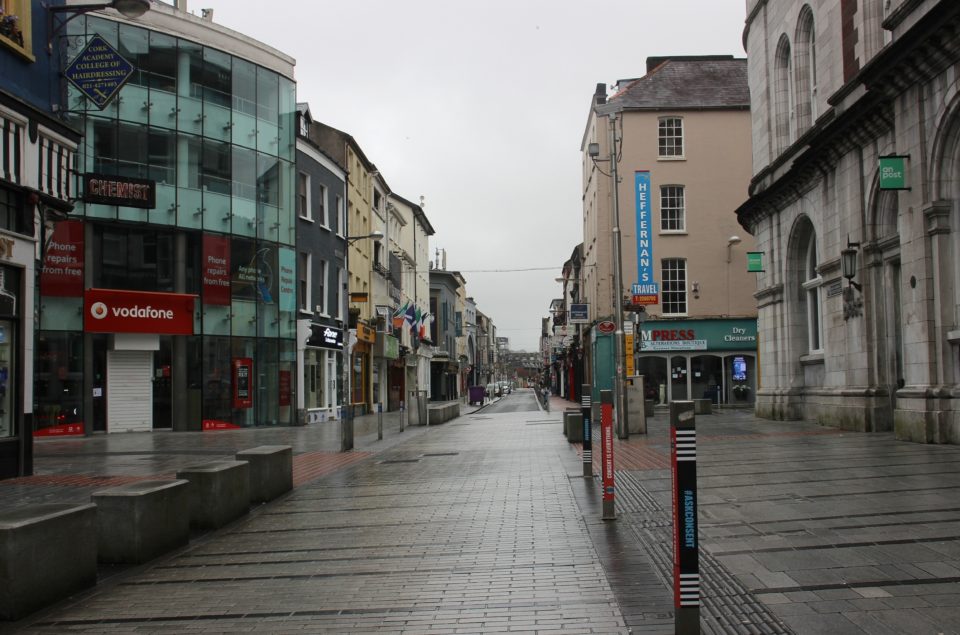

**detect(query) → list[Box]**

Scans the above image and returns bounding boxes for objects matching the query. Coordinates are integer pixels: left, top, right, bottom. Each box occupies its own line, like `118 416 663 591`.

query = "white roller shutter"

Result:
107 350 153 433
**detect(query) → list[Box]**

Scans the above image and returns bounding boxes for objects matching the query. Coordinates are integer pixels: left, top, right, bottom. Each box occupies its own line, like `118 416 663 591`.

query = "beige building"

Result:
580 56 757 405
737 0 960 443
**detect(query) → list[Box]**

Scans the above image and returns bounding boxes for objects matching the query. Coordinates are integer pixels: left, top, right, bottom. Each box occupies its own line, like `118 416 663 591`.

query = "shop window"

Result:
35 331 84 435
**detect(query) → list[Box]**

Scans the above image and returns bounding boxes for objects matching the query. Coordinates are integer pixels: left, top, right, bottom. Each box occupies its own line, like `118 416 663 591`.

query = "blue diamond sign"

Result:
64 34 135 110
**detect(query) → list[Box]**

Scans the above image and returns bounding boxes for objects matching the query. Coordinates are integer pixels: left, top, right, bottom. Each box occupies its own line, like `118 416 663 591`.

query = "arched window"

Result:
774 35 794 153
800 230 822 352
794 7 816 133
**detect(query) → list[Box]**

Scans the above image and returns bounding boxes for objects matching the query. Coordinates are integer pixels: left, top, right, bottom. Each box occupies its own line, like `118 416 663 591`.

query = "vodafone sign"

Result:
84 289 196 335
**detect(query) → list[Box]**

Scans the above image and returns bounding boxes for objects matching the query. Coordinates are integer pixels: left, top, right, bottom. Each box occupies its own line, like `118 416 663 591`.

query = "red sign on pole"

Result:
600 389 615 519
233 357 253 409
41 220 84 297
84 288 196 335
278 370 291 407
202 234 231 306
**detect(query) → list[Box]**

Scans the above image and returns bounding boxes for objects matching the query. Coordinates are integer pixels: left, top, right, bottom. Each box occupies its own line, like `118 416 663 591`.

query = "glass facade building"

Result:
36 12 297 434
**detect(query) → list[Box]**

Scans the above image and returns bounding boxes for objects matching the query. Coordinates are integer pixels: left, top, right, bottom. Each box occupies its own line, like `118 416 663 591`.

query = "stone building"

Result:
736 0 960 443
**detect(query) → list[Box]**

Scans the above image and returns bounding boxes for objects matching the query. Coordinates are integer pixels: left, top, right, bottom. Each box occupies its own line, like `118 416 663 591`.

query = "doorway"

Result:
107 350 153 433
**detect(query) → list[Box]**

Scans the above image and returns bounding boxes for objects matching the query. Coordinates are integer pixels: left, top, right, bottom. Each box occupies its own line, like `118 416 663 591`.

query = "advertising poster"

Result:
278 248 296 312
202 234 231 306
41 220 84 297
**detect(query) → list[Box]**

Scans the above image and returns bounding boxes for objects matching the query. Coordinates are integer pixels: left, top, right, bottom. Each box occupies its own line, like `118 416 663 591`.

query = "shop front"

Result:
299 318 343 424
350 322 375 415
634 318 758 406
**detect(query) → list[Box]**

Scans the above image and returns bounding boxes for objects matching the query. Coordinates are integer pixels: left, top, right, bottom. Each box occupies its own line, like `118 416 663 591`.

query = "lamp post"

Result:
589 110 629 439
342 230 383 451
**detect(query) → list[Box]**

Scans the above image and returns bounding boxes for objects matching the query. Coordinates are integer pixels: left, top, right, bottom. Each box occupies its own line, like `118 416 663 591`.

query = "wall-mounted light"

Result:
47 0 151 54
691 281 700 299
841 235 864 320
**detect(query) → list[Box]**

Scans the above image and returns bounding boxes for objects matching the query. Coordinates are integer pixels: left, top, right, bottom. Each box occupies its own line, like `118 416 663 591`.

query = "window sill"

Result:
799 352 824 365
298 309 314 317
299 215 314 223
657 156 686 161
659 230 688 236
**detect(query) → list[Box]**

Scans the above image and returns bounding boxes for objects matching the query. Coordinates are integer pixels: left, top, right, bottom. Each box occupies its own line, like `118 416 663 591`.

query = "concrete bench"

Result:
427 402 460 425
694 399 712 415
176 460 250 530
236 446 293 503
91 479 190 564
0 503 97 620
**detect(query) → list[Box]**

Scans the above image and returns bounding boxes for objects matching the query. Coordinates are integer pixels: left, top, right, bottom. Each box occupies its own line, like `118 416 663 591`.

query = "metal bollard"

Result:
400 400 405 433
670 400 699 634
581 385 592 478
600 389 616 521
377 402 383 440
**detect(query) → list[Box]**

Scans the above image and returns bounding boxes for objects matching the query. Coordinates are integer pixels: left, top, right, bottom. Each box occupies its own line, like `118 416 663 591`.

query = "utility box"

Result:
626 375 647 435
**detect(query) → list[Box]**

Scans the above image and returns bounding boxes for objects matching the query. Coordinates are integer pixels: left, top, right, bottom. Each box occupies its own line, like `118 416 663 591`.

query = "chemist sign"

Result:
64 35 135 110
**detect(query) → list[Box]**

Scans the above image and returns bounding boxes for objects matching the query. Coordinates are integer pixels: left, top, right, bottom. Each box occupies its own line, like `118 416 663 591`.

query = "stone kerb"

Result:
0 503 98 620
176 460 250 530
236 445 293 503
91 479 190 564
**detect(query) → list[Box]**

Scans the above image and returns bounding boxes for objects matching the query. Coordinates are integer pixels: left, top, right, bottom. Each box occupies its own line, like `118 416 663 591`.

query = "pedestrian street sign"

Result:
631 282 659 306
64 35 135 110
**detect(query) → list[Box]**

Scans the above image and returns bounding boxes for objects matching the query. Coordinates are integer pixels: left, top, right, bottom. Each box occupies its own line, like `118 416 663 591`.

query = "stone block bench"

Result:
0 503 97 620
693 398 712 415
91 479 190 564
236 445 293 503
176 460 249 530
427 401 460 425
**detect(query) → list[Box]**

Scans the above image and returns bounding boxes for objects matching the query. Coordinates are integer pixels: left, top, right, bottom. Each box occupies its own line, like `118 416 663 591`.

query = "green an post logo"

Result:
879 156 909 190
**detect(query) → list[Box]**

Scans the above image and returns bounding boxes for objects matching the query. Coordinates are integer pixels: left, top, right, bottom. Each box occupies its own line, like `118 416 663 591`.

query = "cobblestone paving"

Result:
11 395 631 634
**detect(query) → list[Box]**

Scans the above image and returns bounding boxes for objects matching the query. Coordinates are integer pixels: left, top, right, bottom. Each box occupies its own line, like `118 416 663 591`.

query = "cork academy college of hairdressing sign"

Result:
84 289 196 335
64 34 135 110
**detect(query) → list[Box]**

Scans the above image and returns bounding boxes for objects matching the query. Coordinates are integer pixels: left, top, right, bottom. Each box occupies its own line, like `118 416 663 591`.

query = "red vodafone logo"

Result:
84 289 196 335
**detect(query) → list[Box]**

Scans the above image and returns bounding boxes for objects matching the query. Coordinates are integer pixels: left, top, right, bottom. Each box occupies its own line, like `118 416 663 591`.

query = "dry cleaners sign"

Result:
638 319 757 352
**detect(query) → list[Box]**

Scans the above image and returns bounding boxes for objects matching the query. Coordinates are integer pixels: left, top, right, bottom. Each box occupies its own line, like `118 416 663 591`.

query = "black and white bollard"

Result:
670 400 699 634
581 385 592 478
377 402 383 440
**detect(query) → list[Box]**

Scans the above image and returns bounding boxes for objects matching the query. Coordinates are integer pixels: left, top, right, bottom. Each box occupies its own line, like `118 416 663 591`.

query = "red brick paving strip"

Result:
292 451 372 486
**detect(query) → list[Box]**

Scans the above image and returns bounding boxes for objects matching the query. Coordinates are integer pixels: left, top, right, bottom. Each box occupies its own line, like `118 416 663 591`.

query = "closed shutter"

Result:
107 350 153 433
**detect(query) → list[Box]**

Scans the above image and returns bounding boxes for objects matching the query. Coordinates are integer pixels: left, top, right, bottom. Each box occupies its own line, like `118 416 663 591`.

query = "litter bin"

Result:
468 385 486 405
565 412 583 443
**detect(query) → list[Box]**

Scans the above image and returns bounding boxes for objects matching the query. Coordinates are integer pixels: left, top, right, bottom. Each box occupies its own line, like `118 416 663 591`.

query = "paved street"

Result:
1 390 959 634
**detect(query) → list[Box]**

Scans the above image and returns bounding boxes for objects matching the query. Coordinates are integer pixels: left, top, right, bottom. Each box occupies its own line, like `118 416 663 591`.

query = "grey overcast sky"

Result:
186 0 748 351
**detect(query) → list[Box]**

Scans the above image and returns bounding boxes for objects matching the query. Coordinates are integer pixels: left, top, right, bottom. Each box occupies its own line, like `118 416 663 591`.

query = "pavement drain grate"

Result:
421 452 459 457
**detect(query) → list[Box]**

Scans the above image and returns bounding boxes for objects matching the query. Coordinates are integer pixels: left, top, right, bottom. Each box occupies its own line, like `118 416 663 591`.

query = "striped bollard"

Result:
581 385 592 478
600 389 615 521
670 400 699 633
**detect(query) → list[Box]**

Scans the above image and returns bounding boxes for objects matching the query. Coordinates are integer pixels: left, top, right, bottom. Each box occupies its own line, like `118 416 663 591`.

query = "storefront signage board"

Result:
278 248 296 312
64 34 135 110
569 303 590 323
307 323 343 350
356 323 376 343
638 318 757 352
83 173 155 209
84 288 196 335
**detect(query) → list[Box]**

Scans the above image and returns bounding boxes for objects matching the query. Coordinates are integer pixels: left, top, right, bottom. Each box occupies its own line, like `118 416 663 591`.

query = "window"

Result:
661 258 687 315
658 117 684 158
801 233 822 351
317 259 327 315
336 195 345 236
299 113 309 138
298 252 310 312
774 35 794 153
0 0 33 59
794 7 817 133
297 172 310 219
317 184 328 226
660 185 685 232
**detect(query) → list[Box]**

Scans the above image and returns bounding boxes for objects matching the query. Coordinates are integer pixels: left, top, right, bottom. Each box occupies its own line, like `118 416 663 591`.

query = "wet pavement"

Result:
1 389 959 634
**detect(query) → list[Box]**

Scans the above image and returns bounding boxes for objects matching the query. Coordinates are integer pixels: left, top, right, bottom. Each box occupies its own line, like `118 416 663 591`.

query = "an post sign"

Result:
638 318 757 352
746 251 764 273
63 34 135 110
879 156 909 190
84 288 196 335
83 173 155 209
634 170 659 305
569 303 590 323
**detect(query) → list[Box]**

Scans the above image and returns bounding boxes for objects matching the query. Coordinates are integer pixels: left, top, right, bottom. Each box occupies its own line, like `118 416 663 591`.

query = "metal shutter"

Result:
107 350 153 433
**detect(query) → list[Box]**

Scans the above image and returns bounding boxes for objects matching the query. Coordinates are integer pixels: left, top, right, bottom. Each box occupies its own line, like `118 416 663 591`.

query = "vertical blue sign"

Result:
635 171 653 284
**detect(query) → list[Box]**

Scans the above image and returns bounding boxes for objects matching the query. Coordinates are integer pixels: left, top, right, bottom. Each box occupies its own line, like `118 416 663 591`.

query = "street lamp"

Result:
589 106 629 439
341 229 384 451
47 0 151 53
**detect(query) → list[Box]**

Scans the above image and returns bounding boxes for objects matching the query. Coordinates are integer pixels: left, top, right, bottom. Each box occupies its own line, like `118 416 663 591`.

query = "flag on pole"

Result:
405 303 417 330
392 300 409 329
419 312 431 339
